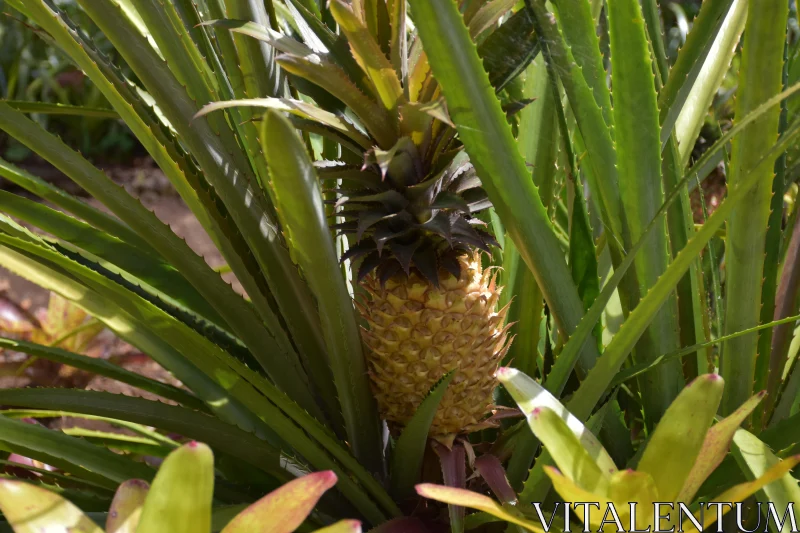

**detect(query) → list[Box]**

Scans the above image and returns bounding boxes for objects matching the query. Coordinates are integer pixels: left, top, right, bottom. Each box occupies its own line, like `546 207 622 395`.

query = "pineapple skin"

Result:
359 254 512 436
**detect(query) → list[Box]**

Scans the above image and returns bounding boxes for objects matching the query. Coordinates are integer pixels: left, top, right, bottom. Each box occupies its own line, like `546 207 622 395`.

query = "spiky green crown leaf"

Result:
327 145 497 285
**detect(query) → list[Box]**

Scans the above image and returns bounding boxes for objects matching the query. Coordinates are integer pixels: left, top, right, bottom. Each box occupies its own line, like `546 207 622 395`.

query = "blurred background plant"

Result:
0 0 138 162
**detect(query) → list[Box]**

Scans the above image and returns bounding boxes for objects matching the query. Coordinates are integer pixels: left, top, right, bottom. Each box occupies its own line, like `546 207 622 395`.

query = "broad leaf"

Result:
136 442 214 533
0 479 103 533
637 374 724 502
222 471 337 533
677 391 765 502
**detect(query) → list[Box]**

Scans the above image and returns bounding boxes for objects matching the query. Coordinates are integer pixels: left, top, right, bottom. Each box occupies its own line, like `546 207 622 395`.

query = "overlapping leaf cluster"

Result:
0 0 799 531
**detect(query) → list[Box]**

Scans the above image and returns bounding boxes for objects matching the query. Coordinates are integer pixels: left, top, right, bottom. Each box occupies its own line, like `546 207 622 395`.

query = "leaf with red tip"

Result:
136 442 214 533
637 373 724 502
495 367 617 479
222 471 338 533
106 479 149 533
677 391 765 503
415 484 544 532
0 479 102 533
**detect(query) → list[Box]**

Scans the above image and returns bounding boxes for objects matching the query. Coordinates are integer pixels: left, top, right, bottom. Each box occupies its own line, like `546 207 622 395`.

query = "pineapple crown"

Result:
330 145 497 286
270 0 500 285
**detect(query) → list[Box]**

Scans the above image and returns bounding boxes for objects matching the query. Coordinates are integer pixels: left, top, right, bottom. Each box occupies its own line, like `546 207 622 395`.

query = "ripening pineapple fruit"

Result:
341 144 512 438
271 0 513 436
358 254 512 436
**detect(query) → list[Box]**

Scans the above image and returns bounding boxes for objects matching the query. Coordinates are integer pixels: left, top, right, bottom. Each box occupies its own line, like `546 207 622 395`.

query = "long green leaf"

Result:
197 97 372 149
608 0 682 426
526 0 625 252
0 238 275 442
390 372 454 500
0 158 153 256
0 415 154 486
0 190 224 327
549 0 612 127
124 0 219 106
720 0 789 418
505 54 554 380
611 313 800 387
261 110 382 476
0 101 321 422
5 101 119 118
407 0 601 372
0 337 203 410
225 0 282 99
0 389 288 480
566 105 800 423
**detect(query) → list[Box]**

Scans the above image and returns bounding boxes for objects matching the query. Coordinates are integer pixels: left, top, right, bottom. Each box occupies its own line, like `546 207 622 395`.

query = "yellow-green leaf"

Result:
637 374 724 502
497 367 617 477
0 479 103 533
681 455 800 533
136 442 214 533
329 0 404 115
415 484 544 532
677 391 765 502
107 479 149 533
222 471 338 533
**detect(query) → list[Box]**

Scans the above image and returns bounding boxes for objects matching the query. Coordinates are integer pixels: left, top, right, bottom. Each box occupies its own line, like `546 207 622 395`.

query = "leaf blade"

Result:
261 110 383 476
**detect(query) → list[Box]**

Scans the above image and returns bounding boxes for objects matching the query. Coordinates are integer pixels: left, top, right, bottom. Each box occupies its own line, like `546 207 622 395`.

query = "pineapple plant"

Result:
214 0 515 438
0 0 800 531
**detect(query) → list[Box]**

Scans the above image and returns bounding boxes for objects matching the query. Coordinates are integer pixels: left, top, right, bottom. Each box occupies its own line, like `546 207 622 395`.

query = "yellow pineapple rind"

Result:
359 254 511 436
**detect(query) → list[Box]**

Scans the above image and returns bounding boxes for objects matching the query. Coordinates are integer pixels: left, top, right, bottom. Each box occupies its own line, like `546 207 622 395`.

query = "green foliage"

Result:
423 369 800 532
0 0 799 530
0 442 361 533
0 0 137 160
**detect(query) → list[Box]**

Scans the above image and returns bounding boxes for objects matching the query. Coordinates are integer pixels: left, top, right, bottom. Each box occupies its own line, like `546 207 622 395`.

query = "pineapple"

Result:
359 254 512 436
274 0 512 436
